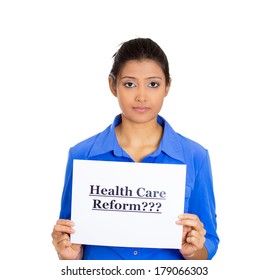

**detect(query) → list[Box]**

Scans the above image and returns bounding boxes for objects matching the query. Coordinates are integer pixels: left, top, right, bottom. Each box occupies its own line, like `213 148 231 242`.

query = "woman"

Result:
52 38 219 260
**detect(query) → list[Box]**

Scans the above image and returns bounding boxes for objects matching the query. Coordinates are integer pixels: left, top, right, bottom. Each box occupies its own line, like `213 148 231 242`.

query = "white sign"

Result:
71 160 186 249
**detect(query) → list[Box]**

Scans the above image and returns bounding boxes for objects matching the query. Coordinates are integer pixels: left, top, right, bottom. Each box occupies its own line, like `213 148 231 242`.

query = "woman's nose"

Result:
135 87 147 102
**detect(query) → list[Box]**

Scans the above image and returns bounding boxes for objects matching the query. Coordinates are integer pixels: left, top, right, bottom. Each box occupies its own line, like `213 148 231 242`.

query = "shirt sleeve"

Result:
59 148 74 220
188 150 219 259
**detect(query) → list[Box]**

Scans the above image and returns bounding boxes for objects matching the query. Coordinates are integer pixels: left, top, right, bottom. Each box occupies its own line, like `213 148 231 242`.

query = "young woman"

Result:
51 38 219 260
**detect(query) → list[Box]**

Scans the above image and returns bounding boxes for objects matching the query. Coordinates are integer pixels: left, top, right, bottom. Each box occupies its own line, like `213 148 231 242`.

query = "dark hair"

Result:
109 38 170 86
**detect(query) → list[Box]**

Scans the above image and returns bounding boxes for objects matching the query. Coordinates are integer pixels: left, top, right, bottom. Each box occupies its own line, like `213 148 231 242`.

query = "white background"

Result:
1 0 268 278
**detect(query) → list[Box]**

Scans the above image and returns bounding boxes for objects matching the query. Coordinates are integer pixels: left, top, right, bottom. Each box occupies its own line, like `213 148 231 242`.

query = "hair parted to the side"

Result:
109 38 170 86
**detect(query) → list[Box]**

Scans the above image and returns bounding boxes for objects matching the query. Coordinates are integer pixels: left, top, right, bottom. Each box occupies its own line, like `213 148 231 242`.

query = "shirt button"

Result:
134 250 138 256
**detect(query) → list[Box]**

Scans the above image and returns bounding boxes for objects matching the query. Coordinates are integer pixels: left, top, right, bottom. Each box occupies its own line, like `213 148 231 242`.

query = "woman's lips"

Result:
133 106 150 112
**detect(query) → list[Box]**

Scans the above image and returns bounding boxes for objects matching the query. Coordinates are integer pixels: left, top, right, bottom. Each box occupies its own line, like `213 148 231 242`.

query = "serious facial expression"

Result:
109 59 171 124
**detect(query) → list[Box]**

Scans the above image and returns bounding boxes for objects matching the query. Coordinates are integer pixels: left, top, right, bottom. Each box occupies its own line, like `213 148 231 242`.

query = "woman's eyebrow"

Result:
145 76 162 80
120 76 136 80
120 76 162 80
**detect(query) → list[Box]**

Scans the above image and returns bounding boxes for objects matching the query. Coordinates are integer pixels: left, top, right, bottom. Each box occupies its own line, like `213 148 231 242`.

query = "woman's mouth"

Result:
133 106 150 113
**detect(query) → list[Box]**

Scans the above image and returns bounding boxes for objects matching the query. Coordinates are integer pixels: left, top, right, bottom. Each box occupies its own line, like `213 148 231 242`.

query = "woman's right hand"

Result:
51 219 83 260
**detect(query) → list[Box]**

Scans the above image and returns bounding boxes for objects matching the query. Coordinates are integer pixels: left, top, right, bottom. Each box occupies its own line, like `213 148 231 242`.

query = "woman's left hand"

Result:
176 213 206 259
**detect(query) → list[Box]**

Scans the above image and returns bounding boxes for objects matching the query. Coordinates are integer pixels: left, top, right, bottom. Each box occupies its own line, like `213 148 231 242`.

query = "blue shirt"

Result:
59 115 219 260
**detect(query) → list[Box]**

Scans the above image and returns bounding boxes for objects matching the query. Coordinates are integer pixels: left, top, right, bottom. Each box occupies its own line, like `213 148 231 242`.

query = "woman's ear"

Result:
164 77 172 97
108 75 117 97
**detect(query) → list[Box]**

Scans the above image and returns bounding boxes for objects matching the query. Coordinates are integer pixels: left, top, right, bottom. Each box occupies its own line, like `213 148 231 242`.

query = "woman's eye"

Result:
124 82 135 88
149 82 159 88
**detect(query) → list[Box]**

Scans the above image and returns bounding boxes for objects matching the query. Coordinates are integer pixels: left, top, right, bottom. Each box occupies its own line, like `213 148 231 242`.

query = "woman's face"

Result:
109 59 171 125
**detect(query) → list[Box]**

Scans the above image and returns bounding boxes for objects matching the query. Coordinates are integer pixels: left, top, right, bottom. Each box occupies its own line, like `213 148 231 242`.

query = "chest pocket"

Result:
184 185 192 213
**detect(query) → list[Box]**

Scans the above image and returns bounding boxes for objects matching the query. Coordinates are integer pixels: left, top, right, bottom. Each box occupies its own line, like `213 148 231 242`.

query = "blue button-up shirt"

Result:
59 115 219 260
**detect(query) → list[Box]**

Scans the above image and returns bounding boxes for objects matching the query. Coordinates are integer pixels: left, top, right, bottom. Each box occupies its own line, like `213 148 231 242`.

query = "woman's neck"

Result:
115 115 163 162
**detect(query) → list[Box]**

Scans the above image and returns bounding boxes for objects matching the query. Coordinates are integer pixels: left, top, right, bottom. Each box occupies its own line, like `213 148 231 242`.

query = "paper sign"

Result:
71 160 186 249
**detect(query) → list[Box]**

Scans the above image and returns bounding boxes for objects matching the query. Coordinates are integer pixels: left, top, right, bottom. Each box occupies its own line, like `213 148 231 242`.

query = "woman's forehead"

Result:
119 59 164 76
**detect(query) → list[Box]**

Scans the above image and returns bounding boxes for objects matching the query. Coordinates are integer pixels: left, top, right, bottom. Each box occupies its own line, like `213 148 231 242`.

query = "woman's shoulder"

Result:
176 132 207 153
162 116 208 157
69 124 112 158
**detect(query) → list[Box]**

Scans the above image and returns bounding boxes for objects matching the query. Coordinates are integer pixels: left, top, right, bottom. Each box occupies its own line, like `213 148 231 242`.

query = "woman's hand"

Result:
176 214 207 260
51 219 83 260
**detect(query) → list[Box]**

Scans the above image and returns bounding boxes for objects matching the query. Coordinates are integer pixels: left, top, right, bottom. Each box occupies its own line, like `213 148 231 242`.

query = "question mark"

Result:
156 202 162 212
142 202 148 211
149 202 155 211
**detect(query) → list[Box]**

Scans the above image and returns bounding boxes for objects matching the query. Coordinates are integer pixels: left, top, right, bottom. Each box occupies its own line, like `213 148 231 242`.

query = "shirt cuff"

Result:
204 238 218 260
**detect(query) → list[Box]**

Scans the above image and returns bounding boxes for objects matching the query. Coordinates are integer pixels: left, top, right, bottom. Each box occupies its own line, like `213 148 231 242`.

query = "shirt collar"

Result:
88 114 185 163
86 115 122 158
156 115 185 162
